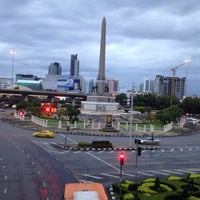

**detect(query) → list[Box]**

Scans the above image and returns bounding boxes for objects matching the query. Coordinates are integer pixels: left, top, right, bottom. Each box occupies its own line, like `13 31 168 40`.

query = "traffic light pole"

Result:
135 139 142 181
119 163 122 200
119 151 124 200
135 142 138 181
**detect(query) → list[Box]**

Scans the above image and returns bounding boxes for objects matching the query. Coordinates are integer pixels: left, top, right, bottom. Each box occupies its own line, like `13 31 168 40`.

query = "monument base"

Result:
87 93 114 102
81 101 119 113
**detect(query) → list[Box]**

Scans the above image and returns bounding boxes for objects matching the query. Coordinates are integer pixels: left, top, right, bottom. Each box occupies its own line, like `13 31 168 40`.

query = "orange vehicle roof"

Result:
64 183 108 200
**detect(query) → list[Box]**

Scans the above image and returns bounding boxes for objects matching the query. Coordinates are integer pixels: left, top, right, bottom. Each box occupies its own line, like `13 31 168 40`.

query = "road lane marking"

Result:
175 169 197 174
60 134 78 144
79 179 94 183
4 188 7 194
162 170 183 175
74 151 81 154
148 170 170 175
134 171 153 176
81 174 103 179
100 173 119 178
87 152 119 172
170 148 174 152
5 175 7 180
43 182 47 188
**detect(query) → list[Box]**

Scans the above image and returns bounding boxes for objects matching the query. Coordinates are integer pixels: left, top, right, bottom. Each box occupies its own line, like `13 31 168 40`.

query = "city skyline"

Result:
0 0 199 95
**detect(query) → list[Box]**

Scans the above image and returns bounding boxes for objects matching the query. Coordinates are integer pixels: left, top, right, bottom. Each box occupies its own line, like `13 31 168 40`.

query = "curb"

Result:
55 143 160 151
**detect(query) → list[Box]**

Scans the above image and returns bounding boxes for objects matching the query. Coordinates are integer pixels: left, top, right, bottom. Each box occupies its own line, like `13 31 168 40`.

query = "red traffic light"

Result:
41 104 57 115
119 151 125 165
18 110 25 116
45 106 51 112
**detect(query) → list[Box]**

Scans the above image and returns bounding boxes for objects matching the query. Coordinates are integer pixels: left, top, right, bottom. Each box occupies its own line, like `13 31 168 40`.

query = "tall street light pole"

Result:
10 50 16 89
129 82 134 147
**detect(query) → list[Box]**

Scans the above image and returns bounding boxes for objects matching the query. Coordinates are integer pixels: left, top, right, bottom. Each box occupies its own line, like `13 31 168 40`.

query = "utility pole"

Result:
129 82 134 146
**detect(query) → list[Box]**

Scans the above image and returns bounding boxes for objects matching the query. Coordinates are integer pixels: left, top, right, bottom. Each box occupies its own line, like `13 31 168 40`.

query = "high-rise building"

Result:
108 79 119 97
155 75 186 99
44 62 62 90
138 76 155 94
48 62 62 75
89 79 95 93
70 54 79 76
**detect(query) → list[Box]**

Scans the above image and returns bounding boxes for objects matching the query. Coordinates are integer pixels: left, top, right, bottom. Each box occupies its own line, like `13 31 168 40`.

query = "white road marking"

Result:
60 134 78 144
100 173 119 178
87 152 119 172
81 174 103 179
43 182 47 188
4 188 7 194
148 170 170 175
162 170 183 175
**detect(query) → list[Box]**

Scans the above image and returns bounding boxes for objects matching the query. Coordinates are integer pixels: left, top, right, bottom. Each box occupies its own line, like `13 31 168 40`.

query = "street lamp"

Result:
10 50 16 89
171 59 190 96
129 82 134 146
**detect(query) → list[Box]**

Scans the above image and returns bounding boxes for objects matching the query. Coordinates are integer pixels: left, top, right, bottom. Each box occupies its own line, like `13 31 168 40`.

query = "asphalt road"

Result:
1 109 200 199
0 113 77 200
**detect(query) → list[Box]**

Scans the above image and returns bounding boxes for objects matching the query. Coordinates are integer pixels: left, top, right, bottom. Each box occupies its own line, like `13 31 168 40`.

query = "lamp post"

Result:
129 82 134 147
184 59 190 97
10 50 16 89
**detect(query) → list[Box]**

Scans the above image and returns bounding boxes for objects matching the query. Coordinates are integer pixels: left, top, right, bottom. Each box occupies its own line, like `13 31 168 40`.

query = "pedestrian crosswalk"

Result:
75 168 200 183
31 139 200 155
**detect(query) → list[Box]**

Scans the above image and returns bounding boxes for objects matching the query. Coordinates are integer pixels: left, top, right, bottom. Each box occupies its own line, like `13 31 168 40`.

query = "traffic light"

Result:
41 104 57 115
135 139 141 144
45 106 51 113
18 110 25 116
119 151 125 165
137 147 142 156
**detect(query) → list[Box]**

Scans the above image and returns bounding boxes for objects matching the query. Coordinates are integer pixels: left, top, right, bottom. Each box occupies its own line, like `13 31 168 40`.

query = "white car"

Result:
140 137 160 145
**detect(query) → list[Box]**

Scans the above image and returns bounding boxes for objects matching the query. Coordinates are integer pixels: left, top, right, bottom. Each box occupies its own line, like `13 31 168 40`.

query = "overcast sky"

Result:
0 0 200 95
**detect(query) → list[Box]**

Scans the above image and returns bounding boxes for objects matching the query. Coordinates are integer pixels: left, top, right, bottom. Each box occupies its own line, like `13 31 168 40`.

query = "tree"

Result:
115 93 128 106
155 105 183 124
65 104 80 123
181 96 200 115
16 101 40 116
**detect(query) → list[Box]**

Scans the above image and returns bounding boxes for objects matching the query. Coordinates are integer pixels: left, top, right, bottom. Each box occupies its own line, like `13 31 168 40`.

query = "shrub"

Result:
142 178 156 183
187 196 200 200
189 174 200 179
123 180 137 190
123 193 134 200
168 175 182 181
138 182 158 195
77 142 91 147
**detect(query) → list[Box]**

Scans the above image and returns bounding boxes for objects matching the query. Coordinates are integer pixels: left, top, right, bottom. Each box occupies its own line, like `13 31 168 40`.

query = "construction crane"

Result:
171 59 190 96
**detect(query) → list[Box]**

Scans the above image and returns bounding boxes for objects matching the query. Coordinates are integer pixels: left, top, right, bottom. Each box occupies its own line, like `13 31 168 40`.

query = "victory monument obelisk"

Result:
81 17 119 113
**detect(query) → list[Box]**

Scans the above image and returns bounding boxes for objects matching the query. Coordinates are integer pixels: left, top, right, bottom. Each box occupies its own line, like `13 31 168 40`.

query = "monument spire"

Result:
97 16 106 81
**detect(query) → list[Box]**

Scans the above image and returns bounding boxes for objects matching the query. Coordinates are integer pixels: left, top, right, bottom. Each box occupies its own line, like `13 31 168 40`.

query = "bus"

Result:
63 183 108 200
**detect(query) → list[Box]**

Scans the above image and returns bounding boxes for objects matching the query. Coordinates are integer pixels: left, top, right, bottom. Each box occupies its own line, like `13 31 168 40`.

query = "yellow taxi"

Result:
33 130 55 138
